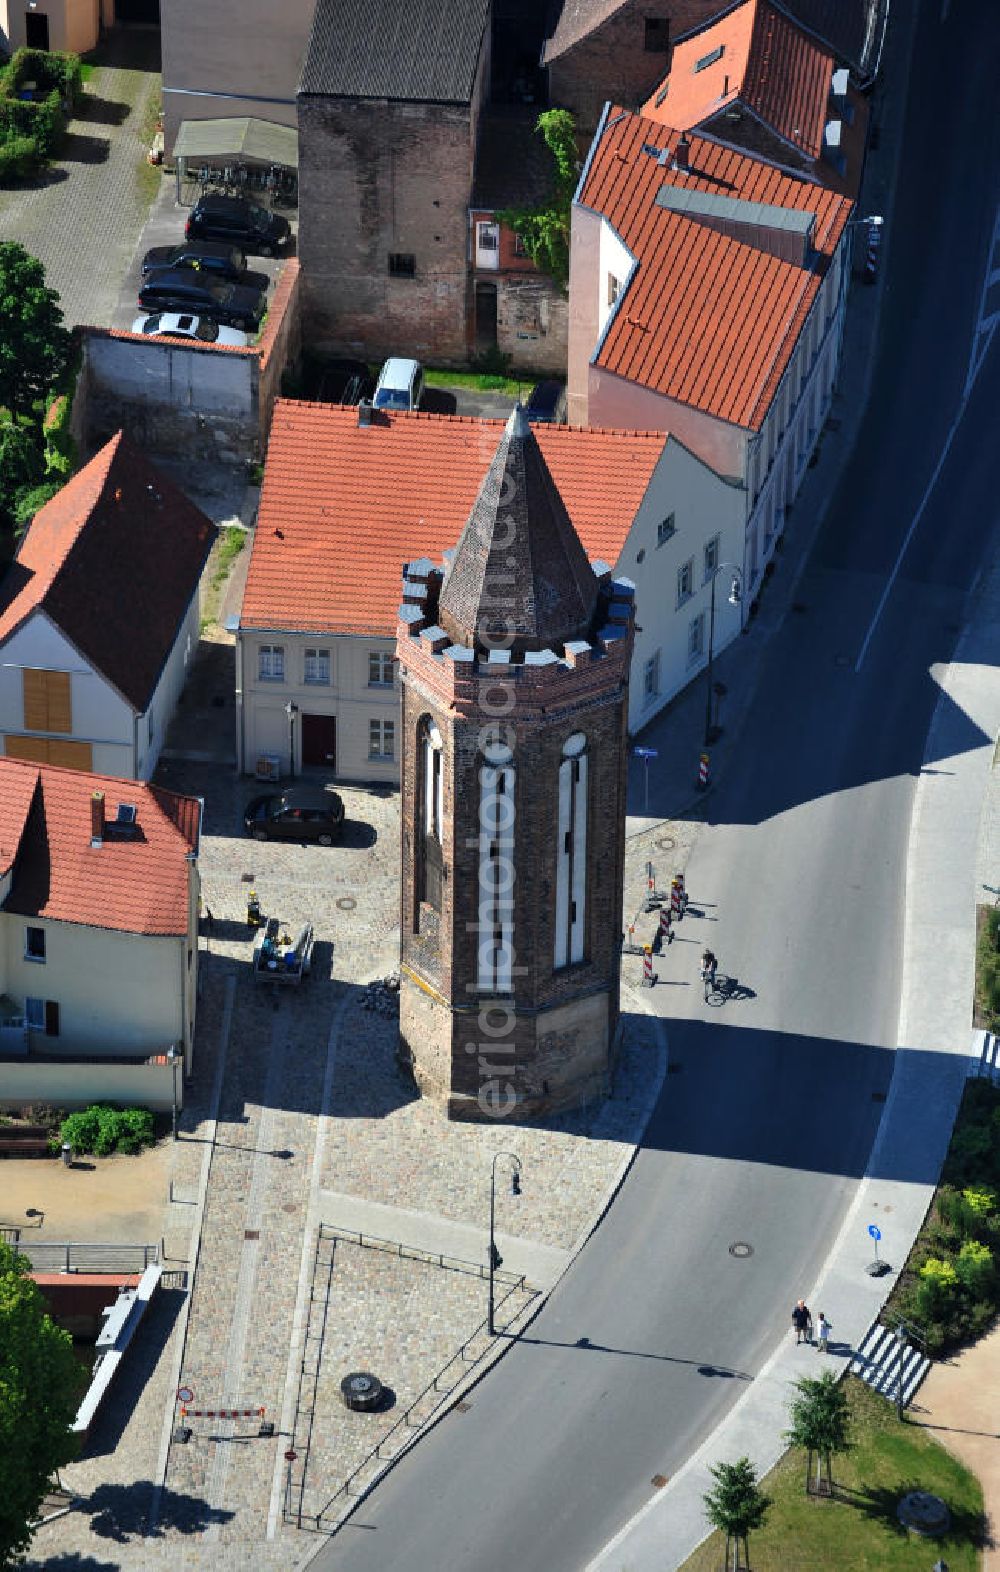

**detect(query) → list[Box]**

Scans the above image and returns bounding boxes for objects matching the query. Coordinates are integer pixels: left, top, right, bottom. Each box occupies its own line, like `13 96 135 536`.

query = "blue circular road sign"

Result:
868 1224 881 1241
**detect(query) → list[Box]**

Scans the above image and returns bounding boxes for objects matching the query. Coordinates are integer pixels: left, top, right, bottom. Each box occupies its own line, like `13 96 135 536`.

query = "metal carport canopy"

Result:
173 116 298 168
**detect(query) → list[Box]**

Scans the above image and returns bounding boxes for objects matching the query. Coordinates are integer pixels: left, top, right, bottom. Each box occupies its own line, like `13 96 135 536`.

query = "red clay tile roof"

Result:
651 0 832 161
0 432 217 712
0 756 199 936
0 764 39 878
577 108 852 429
240 404 665 637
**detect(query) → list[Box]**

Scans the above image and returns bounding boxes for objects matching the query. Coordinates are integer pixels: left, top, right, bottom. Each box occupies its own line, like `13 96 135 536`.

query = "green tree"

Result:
0 1239 83 1566
784 1370 852 1496
497 109 580 290
0 241 71 417
0 411 44 532
702 1455 770 1571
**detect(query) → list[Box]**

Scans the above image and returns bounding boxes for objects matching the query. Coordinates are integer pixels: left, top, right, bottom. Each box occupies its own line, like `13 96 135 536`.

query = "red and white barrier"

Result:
180 1406 265 1419
642 946 655 986
658 906 672 945
698 752 710 789
671 877 683 918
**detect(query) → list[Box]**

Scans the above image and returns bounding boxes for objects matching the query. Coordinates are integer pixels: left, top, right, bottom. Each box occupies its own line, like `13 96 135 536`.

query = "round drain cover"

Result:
337 896 357 911
341 1371 383 1412
656 835 675 852
729 1241 753 1259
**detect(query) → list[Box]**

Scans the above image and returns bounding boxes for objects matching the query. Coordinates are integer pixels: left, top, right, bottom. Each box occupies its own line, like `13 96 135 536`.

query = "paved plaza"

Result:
23 698 695 1567
0 29 163 331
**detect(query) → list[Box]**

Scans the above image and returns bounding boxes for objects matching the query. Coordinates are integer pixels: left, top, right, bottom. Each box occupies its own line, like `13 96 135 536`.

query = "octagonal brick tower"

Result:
396 406 636 1121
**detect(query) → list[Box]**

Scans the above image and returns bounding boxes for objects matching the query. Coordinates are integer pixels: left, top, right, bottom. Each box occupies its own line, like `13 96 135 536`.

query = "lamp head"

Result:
511 1171 522 1198
728 576 741 606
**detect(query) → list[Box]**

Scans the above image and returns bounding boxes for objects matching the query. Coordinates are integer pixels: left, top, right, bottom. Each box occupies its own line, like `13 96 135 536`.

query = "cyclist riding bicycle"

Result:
700 949 718 990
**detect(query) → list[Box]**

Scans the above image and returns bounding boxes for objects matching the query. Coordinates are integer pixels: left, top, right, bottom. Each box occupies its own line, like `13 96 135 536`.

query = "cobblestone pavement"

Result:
25 757 689 1569
0 28 162 330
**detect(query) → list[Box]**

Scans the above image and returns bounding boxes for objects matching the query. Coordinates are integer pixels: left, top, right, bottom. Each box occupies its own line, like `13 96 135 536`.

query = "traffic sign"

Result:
634 746 658 759
284 1448 297 1462
867 1224 881 1242
177 1385 194 1404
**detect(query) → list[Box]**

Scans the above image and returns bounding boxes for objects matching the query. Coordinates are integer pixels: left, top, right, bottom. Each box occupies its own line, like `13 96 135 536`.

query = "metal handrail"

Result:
13 1240 159 1273
316 1221 523 1285
303 1274 533 1530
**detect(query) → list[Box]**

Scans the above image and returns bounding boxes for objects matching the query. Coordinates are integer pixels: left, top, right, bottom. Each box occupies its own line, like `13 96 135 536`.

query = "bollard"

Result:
642 946 655 987
670 877 683 918
676 871 687 916
658 906 672 946
697 752 710 790
61 1142 72 1168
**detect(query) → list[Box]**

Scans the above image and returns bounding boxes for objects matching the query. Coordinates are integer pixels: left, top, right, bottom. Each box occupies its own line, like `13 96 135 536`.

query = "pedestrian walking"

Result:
792 1299 811 1345
817 1312 831 1353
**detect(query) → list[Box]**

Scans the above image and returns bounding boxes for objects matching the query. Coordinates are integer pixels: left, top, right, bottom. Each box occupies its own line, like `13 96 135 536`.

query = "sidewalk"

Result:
912 1322 1000 1569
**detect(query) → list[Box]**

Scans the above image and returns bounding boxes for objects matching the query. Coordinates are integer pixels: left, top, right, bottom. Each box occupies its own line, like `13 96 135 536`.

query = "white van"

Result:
372 357 425 412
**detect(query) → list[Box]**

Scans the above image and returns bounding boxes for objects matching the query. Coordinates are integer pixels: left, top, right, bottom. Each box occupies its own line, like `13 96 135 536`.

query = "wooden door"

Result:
301 712 337 768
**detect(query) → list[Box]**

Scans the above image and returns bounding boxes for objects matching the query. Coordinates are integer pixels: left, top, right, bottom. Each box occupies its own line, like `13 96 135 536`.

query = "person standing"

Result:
792 1299 811 1345
817 1312 832 1353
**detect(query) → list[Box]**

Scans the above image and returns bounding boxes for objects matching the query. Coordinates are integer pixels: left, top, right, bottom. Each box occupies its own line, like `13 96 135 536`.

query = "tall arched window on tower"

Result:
420 718 444 912
554 733 587 969
478 740 515 992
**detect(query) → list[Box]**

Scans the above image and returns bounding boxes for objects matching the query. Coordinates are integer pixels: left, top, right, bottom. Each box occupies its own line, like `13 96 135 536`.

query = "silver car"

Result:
129 311 249 347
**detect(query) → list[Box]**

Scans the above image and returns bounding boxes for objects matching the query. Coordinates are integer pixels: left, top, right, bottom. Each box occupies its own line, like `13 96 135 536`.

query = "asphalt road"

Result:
315 2 1000 1566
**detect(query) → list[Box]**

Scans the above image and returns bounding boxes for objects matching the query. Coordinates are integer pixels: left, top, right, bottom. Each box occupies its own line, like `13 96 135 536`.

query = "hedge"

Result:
58 1104 156 1157
0 48 81 182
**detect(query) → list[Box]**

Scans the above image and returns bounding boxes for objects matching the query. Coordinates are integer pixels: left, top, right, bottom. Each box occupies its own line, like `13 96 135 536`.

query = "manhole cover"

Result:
655 836 675 852
244 1229 260 1241
337 896 357 911
651 1474 668 1489
282 1202 297 1213
341 1371 383 1412
897 1490 950 1536
455 1400 471 1413
729 1241 753 1259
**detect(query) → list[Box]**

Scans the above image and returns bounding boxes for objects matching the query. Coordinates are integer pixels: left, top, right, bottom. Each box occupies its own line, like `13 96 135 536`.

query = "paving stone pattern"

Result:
26 748 686 1568
0 29 163 330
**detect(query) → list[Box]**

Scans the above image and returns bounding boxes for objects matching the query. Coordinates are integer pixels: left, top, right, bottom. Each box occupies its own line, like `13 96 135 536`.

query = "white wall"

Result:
597 220 635 344
616 436 746 732
0 611 135 774
0 914 188 1056
0 1060 181 1114
138 592 201 780
239 629 399 782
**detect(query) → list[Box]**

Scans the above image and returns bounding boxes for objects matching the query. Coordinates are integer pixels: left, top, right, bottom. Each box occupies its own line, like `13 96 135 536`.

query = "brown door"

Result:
301 712 336 768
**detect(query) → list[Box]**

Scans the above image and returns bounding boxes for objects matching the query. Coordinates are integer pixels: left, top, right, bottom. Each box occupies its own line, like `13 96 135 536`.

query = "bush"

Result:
0 132 38 180
58 1104 156 1156
13 479 61 535
956 1239 995 1297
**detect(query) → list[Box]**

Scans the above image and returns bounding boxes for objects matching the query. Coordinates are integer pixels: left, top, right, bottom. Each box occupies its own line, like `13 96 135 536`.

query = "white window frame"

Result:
643 650 660 701
607 273 621 307
304 647 330 685
368 651 394 688
687 611 706 665
677 558 694 607
423 721 444 840
258 644 284 682
369 718 395 760
656 513 676 547
703 533 721 583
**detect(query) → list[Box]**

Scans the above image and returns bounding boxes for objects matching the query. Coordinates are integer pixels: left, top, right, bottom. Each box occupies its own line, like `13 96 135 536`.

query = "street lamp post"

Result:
167 1045 180 1141
703 563 743 747
284 700 298 778
488 1152 522 1336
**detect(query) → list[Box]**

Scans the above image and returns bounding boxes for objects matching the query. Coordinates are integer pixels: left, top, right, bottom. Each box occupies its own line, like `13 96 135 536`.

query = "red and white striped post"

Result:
658 906 672 946
670 877 683 919
642 945 655 987
698 752 710 790
180 1406 265 1420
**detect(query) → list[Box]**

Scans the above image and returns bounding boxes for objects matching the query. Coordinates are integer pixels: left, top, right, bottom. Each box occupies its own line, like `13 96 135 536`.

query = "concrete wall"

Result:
0 1058 180 1113
161 0 316 151
297 95 477 365
82 264 300 467
0 916 189 1055
0 610 135 775
238 628 399 783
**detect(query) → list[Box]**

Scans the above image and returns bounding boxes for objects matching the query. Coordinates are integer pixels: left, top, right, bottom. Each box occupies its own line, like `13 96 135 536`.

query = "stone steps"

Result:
968 1027 1000 1084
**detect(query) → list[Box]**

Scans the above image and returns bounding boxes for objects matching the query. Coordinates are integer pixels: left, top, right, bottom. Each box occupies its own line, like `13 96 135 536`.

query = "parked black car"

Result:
141 240 249 281
525 380 568 424
137 269 266 331
315 358 375 405
185 194 290 257
244 788 345 845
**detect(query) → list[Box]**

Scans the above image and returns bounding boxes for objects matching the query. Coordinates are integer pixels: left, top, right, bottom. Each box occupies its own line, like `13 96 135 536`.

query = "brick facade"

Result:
297 96 477 365
396 548 635 1122
547 2 722 131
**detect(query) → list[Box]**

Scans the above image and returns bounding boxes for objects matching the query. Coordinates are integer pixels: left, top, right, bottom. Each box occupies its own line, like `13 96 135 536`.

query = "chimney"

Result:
90 790 105 847
358 400 373 428
674 132 690 172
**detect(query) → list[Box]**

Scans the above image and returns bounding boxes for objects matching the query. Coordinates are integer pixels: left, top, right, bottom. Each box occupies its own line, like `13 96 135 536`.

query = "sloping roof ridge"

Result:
673 0 753 45
700 104 827 173
273 398 669 442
